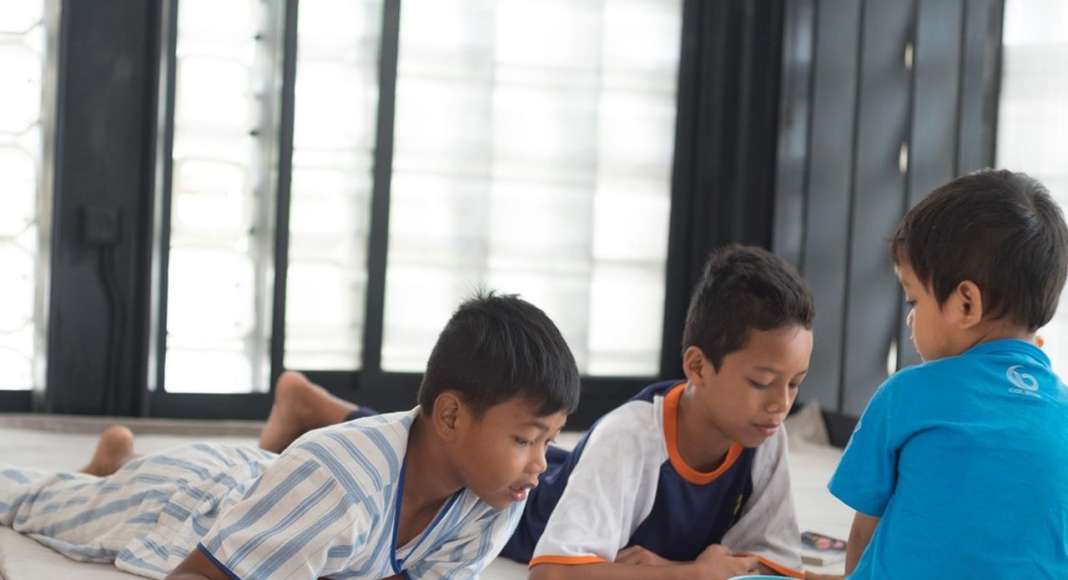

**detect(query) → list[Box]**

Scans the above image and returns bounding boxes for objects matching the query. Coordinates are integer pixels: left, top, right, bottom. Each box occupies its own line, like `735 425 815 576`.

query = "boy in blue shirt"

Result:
829 169 1068 578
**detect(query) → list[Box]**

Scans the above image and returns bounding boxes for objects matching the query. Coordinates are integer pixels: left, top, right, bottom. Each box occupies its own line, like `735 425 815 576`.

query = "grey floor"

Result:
0 409 850 579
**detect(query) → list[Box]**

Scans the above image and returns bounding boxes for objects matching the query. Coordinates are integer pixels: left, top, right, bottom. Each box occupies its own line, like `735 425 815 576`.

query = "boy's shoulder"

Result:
300 408 415 449
286 408 419 489
886 341 1043 395
588 396 663 448
575 383 678 462
881 355 973 396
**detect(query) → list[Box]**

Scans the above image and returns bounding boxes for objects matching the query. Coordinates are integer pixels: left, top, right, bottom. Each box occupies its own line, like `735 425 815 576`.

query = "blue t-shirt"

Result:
829 339 1068 578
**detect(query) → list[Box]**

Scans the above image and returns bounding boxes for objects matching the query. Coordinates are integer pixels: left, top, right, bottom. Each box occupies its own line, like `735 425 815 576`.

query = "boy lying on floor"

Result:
1 293 580 580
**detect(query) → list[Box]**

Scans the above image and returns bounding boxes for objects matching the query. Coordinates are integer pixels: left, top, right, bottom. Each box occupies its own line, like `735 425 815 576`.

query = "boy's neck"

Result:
955 321 1034 355
676 386 733 473
403 415 464 513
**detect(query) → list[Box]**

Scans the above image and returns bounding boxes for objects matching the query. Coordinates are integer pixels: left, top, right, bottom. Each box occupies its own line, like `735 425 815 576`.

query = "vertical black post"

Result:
149 0 178 404
45 0 163 415
360 0 402 384
660 0 786 378
269 0 299 386
773 0 815 269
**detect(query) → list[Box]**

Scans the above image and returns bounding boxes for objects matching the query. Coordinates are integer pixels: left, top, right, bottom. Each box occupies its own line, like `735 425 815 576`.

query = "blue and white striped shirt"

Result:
1 408 522 579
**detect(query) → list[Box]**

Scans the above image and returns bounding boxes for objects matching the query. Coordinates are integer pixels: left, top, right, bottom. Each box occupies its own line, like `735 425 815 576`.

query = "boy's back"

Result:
833 346 1068 576
832 340 1068 577
830 169 1068 577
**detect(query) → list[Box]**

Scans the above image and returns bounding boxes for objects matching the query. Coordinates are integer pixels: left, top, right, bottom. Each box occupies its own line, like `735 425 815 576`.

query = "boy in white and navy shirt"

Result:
503 246 814 579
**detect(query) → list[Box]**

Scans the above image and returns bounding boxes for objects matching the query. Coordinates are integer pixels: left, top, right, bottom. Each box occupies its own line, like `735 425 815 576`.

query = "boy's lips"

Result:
508 482 537 502
753 423 780 437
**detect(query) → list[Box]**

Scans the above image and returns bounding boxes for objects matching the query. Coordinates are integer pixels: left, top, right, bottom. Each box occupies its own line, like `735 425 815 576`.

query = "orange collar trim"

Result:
663 383 743 485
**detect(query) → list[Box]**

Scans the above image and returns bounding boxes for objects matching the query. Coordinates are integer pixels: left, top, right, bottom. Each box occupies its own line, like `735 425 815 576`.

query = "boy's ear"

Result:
950 280 984 329
682 346 711 384
431 392 464 442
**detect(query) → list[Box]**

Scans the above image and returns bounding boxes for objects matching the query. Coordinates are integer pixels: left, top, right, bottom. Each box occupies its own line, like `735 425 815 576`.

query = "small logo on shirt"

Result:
1007 365 1040 398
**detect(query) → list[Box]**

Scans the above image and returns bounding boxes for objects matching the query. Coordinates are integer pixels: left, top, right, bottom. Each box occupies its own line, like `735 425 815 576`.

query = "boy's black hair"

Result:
891 169 1068 332
682 245 815 369
418 292 581 418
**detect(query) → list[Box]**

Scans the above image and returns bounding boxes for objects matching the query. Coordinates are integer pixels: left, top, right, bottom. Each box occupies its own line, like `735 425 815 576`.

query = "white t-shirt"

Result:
502 381 803 577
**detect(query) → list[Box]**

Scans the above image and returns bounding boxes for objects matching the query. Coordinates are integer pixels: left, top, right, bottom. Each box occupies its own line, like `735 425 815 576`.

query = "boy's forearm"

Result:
846 512 880 574
529 562 704 580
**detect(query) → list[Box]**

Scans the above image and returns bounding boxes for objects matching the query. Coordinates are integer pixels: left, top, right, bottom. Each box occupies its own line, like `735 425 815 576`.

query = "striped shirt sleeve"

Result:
198 440 379 579
405 501 523 579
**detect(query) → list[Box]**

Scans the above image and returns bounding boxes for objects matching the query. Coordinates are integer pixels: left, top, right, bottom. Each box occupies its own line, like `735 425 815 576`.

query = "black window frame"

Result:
11 0 1005 439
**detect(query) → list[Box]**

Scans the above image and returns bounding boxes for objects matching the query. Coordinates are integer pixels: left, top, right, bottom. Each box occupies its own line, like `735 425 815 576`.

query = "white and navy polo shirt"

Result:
501 380 803 577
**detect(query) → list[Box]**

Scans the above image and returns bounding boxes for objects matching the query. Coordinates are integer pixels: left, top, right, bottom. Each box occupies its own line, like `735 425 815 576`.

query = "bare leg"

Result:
259 370 361 453
79 425 138 476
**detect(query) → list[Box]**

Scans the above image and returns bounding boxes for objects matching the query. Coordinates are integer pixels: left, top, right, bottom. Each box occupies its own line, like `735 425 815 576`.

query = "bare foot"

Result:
80 425 137 477
259 371 360 453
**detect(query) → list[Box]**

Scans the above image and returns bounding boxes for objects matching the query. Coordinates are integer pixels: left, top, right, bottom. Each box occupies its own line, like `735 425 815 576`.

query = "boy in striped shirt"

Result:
0 293 580 580
255 246 819 579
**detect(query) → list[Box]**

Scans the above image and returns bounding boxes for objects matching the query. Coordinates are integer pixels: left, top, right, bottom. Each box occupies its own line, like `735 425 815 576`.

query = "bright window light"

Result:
998 0 1068 378
383 0 682 375
164 0 280 393
0 1 54 391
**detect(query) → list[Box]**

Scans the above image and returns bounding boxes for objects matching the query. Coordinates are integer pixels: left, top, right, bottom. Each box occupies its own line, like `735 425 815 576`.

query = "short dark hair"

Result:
891 169 1068 332
418 292 581 418
682 245 815 369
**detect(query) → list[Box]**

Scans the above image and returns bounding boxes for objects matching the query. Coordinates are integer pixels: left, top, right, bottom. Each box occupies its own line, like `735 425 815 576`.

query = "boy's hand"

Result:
615 545 677 567
694 544 760 579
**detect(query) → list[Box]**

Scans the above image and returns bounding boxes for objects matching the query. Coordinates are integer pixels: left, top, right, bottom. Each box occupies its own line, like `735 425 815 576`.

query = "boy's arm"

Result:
530 545 760 580
718 428 804 576
165 548 232 580
845 512 880 574
191 442 372 579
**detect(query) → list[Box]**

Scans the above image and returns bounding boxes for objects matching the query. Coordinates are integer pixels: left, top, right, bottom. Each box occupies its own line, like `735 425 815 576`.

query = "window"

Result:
283 0 383 371
0 2 55 391
384 0 681 374
156 0 682 394
998 0 1068 377
163 0 282 393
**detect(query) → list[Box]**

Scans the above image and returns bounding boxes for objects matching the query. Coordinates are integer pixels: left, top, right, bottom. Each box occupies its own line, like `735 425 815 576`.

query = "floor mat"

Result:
0 410 848 578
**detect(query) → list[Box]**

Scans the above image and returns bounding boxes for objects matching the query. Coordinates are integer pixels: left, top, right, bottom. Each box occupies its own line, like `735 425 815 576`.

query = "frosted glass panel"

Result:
384 0 681 374
0 0 52 391
998 0 1068 378
164 0 279 393
283 0 382 370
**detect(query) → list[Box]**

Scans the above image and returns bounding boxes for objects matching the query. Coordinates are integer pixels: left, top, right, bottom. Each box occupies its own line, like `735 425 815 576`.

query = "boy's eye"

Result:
513 436 533 447
747 379 771 389
905 299 917 307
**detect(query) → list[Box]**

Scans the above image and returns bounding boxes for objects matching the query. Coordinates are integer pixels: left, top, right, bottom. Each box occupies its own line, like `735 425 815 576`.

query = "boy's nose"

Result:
906 309 915 328
765 385 791 414
529 448 548 474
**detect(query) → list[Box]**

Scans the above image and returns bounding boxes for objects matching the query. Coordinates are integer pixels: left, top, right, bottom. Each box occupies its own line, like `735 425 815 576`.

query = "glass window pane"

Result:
283 0 382 371
0 0 53 391
384 0 682 374
998 0 1068 378
164 0 280 393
